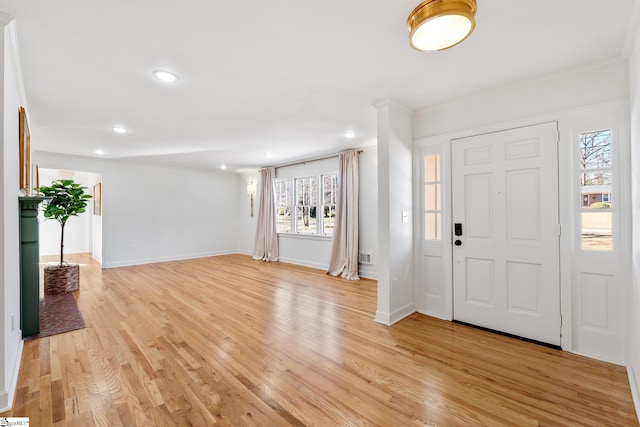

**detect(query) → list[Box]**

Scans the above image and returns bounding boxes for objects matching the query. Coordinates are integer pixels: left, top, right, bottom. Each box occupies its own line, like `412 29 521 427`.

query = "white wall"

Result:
236 171 258 255
357 148 377 279
627 16 640 414
414 60 629 139
38 169 101 259
237 150 378 278
33 152 240 268
0 17 26 411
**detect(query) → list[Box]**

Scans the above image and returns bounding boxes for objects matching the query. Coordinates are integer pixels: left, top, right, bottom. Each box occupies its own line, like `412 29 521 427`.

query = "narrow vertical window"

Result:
321 174 338 235
275 179 292 233
424 154 442 240
295 177 317 234
579 129 612 251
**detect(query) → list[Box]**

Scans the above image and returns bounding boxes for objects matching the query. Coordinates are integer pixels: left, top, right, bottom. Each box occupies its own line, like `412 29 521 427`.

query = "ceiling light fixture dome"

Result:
111 126 127 134
153 70 179 83
407 0 477 51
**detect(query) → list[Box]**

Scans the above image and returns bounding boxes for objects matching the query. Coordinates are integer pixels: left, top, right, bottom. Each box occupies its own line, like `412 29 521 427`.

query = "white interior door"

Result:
452 122 561 346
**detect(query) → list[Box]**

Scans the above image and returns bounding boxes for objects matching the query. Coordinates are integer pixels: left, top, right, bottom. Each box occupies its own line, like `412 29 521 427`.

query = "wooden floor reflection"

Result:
2 253 637 426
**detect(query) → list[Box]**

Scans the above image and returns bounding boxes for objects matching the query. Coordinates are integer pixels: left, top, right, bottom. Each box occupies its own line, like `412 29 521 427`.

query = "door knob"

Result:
454 240 462 246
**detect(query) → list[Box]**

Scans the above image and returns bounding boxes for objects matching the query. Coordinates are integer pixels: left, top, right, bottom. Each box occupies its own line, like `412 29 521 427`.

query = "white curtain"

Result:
253 167 279 262
327 150 360 280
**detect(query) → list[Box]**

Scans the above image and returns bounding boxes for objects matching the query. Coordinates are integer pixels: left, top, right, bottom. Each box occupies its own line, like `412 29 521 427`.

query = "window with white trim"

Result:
424 154 442 240
579 129 612 251
275 173 338 236
275 180 292 233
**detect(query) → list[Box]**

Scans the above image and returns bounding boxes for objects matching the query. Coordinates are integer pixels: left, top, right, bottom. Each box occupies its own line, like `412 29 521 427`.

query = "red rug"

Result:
38 293 86 338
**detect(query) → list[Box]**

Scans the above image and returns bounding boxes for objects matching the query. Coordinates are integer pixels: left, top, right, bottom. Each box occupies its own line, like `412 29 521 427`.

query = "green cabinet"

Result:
19 196 46 338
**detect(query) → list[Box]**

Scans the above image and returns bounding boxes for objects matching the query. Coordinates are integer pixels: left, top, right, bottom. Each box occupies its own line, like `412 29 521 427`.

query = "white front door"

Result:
452 122 561 346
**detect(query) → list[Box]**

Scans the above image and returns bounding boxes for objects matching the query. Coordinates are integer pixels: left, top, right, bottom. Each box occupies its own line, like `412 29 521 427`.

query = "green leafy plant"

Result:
38 179 92 265
590 202 611 209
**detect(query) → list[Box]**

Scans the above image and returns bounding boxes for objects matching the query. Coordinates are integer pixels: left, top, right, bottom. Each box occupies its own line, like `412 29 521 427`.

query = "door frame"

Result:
450 122 561 346
415 100 631 362
414 115 575 352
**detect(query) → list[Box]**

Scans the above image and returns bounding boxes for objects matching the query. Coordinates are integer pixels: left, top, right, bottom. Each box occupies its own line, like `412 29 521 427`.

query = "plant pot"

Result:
44 264 80 295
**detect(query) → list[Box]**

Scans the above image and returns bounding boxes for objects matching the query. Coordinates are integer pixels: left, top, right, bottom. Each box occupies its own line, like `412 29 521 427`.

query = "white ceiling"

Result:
0 0 636 172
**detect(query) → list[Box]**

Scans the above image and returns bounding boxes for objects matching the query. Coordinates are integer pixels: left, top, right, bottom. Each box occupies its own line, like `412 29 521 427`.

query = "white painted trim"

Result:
3 18 28 110
623 0 640 59
413 99 630 356
570 349 624 367
375 303 416 326
375 311 392 325
102 249 378 281
277 233 333 242
91 253 102 265
357 271 377 281
628 364 640 420
274 258 377 282
0 339 23 412
414 137 453 321
277 256 327 271
102 250 237 269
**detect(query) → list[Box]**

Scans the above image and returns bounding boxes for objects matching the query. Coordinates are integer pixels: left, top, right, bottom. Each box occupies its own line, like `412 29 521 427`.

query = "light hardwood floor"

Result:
2 253 638 426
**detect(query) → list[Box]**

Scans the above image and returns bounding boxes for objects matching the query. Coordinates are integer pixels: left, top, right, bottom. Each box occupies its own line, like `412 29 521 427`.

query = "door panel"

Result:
452 122 561 346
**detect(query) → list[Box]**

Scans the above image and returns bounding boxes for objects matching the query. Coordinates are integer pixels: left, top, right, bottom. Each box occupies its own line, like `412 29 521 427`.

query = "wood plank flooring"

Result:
2 253 638 426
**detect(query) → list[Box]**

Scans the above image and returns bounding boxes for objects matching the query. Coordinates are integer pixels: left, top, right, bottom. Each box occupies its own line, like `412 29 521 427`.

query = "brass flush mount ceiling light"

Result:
407 0 477 51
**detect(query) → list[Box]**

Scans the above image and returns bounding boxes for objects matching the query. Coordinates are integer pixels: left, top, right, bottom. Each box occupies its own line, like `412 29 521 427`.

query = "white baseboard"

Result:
375 303 416 326
0 338 24 412
278 256 328 271
628 363 640 422
102 250 236 269
101 250 378 282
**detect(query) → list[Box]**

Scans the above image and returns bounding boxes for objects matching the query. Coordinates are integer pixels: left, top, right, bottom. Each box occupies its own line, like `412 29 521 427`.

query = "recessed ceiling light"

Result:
345 130 356 139
265 152 274 158
153 70 179 83
220 164 227 170
111 126 127 134
95 148 105 155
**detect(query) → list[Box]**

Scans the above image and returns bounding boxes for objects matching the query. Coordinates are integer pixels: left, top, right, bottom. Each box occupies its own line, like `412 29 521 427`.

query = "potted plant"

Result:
38 179 92 295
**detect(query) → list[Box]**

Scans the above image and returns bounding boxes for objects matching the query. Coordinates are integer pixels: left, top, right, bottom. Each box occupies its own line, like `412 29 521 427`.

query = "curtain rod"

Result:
270 149 363 169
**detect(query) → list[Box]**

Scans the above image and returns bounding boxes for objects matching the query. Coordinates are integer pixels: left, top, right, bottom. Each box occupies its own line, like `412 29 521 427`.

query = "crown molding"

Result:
2 15 29 111
622 0 640 59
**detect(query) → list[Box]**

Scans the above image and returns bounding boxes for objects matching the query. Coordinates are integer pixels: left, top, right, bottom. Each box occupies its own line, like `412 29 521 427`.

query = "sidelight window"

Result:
424 154 442 241
579 129 612 251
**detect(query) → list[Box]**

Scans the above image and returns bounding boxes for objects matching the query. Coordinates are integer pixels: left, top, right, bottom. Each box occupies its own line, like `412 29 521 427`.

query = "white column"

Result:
374 99 416 325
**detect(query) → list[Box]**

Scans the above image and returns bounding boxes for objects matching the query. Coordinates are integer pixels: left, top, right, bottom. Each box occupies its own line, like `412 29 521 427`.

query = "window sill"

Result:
277 232 333 241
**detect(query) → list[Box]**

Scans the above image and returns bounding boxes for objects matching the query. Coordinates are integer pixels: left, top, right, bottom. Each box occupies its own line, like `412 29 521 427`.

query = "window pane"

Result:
424 155 440 182
579 129 612 251
296 206 317 233
275 180 292 233
322 175 338 204
581 211 612 251
424 154 442 241
580 130 611 170
323 205 335 234
580 170 611 186
424 184 441 211
425 213 441 241
581 192 612 210
321 174 338 235
295 177 317 234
